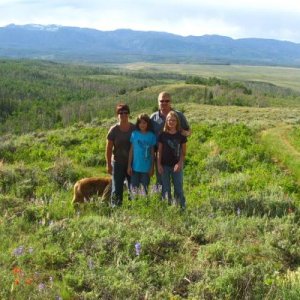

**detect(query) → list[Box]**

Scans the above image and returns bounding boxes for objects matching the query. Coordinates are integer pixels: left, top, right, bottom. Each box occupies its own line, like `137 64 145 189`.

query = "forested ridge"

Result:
0 60 163 133
1 59 300 135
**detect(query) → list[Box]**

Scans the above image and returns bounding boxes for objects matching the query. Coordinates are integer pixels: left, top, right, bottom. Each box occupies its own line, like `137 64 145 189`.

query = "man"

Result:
150 91 191 184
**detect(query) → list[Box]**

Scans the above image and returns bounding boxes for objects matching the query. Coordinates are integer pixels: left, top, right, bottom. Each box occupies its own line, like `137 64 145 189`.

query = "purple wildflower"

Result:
157 185 162 193
13 246 25 256
135 242 141 256
131 186 138 199
38 283 46 292
88 257 94 270
150 184 162 194
139 186 146 196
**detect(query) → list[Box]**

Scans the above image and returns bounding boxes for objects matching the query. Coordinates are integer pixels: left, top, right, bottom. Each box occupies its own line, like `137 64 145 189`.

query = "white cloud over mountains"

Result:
0 0 300 43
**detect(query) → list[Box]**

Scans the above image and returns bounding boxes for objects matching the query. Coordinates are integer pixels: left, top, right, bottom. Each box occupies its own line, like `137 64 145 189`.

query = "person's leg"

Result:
130 171 140 198
130 171 140 189
139 172 150 195
125 167 132 200
111 161 126 206
172 169 186 209
161 165 172 204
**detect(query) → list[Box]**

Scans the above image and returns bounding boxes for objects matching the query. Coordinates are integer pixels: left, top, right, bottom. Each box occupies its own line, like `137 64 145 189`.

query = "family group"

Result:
105 92 191 209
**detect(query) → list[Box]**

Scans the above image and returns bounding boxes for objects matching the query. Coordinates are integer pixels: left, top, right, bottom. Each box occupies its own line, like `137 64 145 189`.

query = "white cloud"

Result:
0 0 300 42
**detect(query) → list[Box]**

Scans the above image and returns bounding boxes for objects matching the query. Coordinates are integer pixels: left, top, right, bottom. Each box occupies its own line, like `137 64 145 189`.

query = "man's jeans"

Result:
111 161 131 207
161 165 186 209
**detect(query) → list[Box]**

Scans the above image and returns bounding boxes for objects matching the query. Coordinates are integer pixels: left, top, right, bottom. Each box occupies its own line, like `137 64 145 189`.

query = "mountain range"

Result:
1 24 300 66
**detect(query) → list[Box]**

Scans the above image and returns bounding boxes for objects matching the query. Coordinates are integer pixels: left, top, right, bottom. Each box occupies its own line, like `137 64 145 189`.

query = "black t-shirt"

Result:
158 131 187 167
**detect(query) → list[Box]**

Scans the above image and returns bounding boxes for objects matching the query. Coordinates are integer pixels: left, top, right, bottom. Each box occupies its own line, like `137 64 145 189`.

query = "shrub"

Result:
48 157 78 187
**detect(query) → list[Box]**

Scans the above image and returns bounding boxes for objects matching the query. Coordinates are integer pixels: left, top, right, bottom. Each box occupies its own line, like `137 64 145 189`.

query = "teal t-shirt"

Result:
130 130 156 173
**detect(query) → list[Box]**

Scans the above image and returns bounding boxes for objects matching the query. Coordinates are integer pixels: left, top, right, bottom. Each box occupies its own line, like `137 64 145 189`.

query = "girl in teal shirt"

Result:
127 114 156 195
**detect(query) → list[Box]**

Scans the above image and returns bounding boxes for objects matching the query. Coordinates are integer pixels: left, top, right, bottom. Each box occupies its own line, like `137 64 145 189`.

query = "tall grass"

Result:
1 118 300 299
261 125 300 184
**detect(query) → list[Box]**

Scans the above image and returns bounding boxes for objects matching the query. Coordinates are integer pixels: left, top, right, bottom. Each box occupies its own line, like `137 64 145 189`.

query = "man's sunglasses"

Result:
159 100 170 103
118 111 129 115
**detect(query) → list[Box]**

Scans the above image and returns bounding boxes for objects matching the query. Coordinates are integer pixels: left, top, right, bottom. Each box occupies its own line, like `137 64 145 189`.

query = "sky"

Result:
0 0 300 43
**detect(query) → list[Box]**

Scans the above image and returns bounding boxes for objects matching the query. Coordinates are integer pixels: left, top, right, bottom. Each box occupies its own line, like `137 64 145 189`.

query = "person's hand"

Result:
174 162 182 172
106 164 112 175
180 129 191 136
127 167 132 176
157 164 164 175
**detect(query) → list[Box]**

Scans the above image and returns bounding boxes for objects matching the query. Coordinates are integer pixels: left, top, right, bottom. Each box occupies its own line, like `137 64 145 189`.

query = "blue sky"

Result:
0 0 300 43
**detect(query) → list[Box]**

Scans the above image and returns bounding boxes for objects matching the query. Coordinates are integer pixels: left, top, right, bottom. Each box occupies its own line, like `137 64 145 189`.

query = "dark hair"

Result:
116 103 130 114
136 113 152 131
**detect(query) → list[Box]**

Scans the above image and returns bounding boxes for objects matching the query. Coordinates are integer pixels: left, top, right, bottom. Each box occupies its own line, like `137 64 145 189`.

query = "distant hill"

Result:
1 24 300 66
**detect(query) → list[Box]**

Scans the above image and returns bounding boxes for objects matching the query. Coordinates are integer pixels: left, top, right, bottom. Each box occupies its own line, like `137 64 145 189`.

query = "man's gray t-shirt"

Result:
150 109 190 137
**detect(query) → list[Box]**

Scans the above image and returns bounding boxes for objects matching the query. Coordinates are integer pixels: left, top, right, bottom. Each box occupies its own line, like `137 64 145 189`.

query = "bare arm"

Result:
182 142 186 158
127 144 133 176
106 139 113 175
179 112 191 137
157 142 164 174
181 128 192 137
174 143 186 172
149 147 155 177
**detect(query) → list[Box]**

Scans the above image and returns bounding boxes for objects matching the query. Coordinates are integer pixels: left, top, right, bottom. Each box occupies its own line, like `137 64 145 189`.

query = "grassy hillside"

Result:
0 60 169 134
121 62 300 92
261 126 300 184
1 60 300 299
1 106 300 299
1 60 300 134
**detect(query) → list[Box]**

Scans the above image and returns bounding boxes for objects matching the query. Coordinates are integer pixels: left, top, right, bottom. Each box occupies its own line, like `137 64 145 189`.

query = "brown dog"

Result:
72 177 112 204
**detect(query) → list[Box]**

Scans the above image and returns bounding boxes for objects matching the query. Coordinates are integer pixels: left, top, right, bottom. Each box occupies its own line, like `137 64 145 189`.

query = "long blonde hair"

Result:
163 111 181 132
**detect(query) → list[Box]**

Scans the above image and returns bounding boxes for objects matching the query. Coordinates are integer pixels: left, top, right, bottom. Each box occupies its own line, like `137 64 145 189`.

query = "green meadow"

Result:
120 62 300 92
1 60 300 299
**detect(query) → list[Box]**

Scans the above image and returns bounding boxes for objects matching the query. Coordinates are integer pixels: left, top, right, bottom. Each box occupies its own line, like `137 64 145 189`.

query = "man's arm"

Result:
178 111 192 137
181 128 191 137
